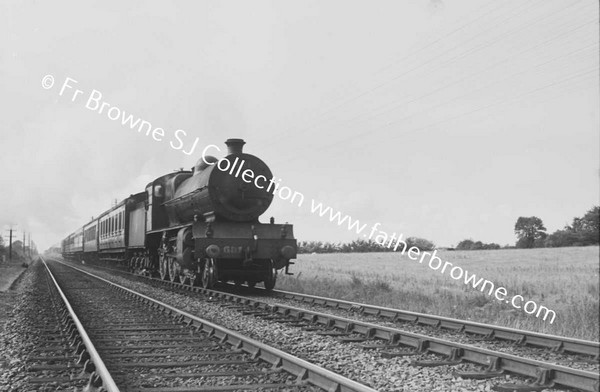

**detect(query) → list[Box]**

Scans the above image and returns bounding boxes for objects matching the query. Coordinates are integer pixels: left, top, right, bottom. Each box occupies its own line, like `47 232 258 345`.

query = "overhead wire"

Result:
264 0 593 151
272 64 598 167
325 11 598 132
257 0 542 148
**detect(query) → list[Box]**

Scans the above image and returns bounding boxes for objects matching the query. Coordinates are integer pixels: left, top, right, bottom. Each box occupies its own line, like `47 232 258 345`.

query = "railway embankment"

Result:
0 257 32 334
0 258 39 388
0 258 30 291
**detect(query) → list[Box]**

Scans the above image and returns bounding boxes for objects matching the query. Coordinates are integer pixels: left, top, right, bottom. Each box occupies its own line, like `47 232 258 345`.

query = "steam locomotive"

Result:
62 139 297 290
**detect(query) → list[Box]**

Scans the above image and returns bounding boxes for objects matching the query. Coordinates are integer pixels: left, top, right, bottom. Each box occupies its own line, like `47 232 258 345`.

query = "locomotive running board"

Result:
146 223 191 234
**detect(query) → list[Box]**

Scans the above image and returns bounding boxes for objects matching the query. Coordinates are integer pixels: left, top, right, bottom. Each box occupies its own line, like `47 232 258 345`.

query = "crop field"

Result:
276 246 600 341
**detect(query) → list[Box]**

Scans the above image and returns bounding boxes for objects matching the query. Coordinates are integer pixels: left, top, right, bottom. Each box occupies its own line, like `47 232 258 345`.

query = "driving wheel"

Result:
176 264 187 285
263 259 277 291
168 257 179 283
159 253 169 280
201 258 217 289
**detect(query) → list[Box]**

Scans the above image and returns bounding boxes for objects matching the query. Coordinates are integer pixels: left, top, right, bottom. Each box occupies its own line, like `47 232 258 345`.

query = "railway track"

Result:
59 257 600 392
36 257 378 392
10 258 116 391
266 288 599 361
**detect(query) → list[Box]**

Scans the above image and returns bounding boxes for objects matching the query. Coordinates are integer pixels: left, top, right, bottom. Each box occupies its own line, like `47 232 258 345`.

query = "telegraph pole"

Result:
8 228 14 261
4 225 19 261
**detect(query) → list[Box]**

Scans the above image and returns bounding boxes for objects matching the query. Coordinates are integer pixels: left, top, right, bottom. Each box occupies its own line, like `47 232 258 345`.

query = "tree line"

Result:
454 239 501 250
298 237 435 254
513 206 599 249
454 206 599 250
299 205 598 253
0 235 36 262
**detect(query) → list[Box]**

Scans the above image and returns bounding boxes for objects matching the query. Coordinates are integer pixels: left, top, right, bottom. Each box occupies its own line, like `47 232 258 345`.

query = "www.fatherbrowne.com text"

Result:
42 73 557 324
198 144 557 324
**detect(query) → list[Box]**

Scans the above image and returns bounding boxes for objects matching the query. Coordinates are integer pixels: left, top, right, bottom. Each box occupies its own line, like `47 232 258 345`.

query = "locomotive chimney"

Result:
225 138 245 155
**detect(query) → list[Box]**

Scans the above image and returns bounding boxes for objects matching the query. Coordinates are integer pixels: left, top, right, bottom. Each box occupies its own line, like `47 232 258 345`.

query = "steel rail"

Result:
51 259 378 392
269 288 600 359
53 257 600 360
40 256 120 392
191 288 600 391
50 257 600 390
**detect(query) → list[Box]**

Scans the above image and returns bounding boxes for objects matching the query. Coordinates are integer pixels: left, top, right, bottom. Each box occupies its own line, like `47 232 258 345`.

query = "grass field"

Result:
275 246 599 341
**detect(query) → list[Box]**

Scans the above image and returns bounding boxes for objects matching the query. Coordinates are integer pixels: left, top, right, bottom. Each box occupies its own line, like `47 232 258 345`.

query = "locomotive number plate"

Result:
223 246 243 254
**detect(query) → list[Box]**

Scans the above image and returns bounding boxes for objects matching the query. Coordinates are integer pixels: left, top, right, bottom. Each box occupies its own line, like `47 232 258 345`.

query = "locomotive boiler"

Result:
62 138 297 290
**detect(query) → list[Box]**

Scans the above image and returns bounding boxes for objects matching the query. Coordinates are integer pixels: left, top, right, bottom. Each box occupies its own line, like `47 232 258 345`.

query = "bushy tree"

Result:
456 239 501 250
456 239 474 250
580 206 599 232
483 242 501 250
406 237 436 252
544 206 599 247
514 216 547 248
544 229 577 247
577 206 599 241
471 241 484 250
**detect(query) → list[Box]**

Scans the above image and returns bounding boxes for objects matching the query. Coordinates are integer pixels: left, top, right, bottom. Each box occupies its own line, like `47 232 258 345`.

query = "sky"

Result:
1 0 598 251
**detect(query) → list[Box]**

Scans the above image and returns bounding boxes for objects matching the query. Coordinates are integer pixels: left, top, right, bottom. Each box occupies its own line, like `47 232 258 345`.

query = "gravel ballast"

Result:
244 292 600 373
0 260 90 391
68 260 580 392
